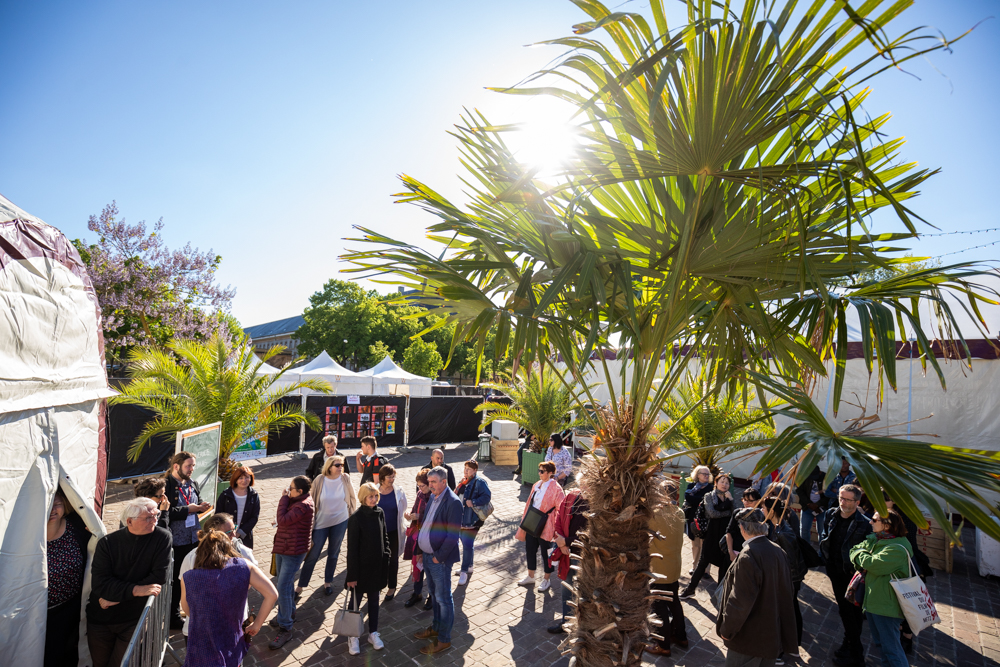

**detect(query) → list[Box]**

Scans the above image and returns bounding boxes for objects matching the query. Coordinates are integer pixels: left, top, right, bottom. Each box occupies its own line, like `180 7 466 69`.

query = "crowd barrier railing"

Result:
119 552 183 667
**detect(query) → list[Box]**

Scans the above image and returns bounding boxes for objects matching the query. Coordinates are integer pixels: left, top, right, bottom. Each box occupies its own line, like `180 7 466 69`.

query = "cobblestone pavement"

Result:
103 446 1000 666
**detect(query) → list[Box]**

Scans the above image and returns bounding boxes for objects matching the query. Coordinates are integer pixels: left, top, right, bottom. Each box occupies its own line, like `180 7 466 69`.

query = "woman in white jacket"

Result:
297 456 357 596
376 463 407 600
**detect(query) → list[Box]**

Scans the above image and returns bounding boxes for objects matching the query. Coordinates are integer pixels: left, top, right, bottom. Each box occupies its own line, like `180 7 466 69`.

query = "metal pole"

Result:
907 337 915 440
297 390 308 459
403 394 411 448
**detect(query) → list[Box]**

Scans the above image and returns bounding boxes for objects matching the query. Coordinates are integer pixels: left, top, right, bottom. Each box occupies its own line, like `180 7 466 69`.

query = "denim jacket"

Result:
458 475 492 529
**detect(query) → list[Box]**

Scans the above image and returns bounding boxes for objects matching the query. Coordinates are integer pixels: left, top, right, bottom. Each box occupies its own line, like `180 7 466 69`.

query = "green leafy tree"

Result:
366 341 394 366
344 1 1000 663
110 335 330 477
296 280 387 366
475 365 577 452
401 338 445 378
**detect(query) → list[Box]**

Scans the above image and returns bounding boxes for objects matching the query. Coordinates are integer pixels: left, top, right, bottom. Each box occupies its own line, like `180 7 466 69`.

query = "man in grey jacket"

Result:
716 508 798 667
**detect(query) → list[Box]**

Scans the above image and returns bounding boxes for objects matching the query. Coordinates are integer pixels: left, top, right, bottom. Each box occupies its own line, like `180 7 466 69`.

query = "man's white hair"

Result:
428 466 448 482
740 520 770 537
122 497 158 523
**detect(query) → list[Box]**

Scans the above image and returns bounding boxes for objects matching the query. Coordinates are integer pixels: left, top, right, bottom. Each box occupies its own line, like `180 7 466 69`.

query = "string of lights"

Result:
919 226 1000 237
933 239 1000 259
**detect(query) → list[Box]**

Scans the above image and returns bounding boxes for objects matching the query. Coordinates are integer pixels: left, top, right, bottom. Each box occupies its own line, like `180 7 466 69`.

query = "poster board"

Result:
231 435 267 462
176 422 222 509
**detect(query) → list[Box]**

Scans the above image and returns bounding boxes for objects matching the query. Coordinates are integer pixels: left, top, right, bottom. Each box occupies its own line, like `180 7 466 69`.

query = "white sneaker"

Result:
538 578 551 592
368 631 384 650
458 571 469 586
517 575 535 587
348 637 360 655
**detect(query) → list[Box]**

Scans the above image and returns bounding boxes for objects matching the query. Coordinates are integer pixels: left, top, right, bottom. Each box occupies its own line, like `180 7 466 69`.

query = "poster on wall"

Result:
231 435 267 462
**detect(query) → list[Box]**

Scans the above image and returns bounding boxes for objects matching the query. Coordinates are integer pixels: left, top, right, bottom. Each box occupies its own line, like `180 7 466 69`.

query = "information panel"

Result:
175 422 222 509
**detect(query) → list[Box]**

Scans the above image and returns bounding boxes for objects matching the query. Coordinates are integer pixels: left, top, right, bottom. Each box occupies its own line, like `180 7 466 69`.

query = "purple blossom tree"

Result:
73 202 236 368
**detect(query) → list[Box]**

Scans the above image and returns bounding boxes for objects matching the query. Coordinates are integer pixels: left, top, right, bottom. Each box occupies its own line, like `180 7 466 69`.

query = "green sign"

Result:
175 423 222 509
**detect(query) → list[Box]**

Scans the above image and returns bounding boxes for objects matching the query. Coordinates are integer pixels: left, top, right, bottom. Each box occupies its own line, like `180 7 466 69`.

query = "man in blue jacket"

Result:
413 466 463 655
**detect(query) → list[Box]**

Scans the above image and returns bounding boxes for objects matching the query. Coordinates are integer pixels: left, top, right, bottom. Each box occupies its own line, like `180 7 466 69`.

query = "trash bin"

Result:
478 433 492 462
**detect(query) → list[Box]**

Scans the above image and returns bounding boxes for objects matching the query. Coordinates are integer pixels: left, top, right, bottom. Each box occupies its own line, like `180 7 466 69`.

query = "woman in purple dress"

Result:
181 529 277 666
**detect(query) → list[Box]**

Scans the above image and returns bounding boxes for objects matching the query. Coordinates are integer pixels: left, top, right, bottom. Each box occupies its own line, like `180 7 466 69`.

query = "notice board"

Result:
176 423 222 508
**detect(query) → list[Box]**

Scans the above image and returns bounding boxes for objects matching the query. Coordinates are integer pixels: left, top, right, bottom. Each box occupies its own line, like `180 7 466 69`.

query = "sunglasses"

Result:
332 463 343 468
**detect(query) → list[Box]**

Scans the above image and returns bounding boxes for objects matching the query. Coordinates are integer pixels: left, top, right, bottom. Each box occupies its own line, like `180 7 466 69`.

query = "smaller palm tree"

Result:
112 335 331 477
476 364 578 452
660 366 776 477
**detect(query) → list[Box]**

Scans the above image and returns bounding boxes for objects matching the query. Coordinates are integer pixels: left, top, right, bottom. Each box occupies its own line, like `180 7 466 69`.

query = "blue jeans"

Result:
424 560 455 643
274 553 305 629
299 520 348 588
561 566 575 620
866 612 908 667
800 507 821 541
460 528 477 572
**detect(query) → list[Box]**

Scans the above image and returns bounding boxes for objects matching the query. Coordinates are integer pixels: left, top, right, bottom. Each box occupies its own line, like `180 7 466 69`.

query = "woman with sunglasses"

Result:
683 466 714 570
515 461 565 592
849 510 913 667
297 456 357 597
680 473 733 597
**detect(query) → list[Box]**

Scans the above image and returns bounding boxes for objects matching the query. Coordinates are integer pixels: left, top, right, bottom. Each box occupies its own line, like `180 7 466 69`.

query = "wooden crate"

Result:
914 514 953 573
490 438 520 465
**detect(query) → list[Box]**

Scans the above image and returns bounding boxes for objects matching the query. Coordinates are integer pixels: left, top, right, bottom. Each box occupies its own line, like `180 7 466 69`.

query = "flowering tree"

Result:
73 202 235 367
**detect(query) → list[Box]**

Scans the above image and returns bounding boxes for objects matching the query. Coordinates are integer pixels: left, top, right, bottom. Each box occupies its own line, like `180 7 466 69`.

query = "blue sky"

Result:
2 1 998 326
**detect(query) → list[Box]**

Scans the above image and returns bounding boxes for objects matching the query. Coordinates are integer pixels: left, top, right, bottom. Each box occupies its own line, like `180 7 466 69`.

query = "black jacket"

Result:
794 466 826 512
305 449 351 480
345 505 390 592
164 475 203 526
819 507 872 574
425 460 456 490
771 519 807 584
86 526 172 625
216 486 261 548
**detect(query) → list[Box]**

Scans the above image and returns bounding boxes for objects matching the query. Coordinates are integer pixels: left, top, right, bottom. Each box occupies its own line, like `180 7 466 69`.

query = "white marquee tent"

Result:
0 195 111 665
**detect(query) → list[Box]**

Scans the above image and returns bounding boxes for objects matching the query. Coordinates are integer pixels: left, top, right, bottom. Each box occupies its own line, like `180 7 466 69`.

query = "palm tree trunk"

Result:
567 401 665 666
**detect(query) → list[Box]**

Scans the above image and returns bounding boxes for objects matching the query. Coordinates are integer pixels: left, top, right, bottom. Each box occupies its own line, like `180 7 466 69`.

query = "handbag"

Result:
692 498 710 539
473 501 495 522
331 589 364 637
269 554 277 577
890 552 941 634
845 570 865 607
520 490 555 538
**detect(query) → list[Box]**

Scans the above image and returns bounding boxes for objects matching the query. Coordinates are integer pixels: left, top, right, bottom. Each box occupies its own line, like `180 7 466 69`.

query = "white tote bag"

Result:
889 549 941 635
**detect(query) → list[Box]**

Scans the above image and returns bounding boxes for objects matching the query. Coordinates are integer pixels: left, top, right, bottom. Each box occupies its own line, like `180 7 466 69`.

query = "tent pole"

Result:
298 391 307 458
404 393 411 449
907 337 914 440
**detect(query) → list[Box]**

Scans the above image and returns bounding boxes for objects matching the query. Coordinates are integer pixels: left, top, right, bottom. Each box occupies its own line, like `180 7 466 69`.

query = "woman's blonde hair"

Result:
357 482 380 505
692 465 713 482
321 455 345 476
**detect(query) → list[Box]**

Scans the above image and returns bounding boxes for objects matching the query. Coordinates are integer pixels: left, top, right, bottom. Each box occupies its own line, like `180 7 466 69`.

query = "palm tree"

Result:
475 365 578 452
343 1 1000 664
660 365 776 477
111 335 331 478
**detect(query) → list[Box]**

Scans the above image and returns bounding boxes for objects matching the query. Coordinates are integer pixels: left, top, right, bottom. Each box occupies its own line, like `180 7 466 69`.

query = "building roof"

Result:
243 315 306 339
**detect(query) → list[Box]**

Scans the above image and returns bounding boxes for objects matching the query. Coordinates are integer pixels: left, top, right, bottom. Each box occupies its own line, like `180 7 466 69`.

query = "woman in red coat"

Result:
269 475 314 650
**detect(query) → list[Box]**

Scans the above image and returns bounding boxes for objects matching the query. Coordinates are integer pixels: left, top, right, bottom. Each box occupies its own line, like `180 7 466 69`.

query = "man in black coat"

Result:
305 434 351 480
87 497 172 667
716 508 798 667
424 448 456 490
818 483 872 666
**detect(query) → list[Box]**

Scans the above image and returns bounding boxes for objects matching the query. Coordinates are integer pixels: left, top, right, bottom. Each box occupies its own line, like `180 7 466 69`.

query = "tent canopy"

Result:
358 355 433 383
296 351 364 379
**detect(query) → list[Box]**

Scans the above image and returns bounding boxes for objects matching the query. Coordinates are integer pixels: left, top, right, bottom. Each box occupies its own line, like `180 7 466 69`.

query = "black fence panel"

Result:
107 404 174 480
408 396 486 446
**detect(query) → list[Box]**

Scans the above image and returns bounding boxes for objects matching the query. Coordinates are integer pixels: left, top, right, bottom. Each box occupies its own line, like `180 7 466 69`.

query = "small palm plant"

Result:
475 365 578 452
111 334 331 478
660 366 776 477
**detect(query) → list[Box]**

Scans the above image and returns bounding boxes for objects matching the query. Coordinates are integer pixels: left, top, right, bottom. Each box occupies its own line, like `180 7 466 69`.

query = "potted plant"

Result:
520 436 548 485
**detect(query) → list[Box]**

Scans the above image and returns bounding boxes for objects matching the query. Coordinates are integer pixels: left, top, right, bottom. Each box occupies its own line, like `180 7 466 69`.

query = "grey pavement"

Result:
102 446 1000 666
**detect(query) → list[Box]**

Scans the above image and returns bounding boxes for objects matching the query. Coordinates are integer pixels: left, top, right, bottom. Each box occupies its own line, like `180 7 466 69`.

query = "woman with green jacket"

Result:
849 510 913 667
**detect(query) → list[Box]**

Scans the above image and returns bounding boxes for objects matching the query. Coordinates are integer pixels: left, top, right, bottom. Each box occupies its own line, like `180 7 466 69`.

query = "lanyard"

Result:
179 482 194 506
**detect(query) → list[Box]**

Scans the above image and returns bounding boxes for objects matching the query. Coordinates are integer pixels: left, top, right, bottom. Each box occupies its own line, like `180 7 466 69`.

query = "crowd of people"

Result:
41 432 936 667
683 458 932 667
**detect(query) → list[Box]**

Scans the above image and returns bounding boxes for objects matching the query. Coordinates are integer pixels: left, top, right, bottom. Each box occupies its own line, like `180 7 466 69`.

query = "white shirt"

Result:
233 492 247 526
315 476 349 530
533 480 553 509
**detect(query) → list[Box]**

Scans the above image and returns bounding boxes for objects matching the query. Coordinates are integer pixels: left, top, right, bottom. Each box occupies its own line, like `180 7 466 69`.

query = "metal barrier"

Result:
120 552 183 667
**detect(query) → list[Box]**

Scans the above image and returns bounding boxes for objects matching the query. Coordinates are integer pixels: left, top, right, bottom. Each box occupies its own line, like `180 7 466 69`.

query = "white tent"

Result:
0 195 112 665
295 351 374 395
358 355 434 396
253 354 283 374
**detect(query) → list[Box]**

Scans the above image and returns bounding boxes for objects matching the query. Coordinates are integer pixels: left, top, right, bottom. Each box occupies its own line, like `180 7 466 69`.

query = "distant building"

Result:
243 315 305 367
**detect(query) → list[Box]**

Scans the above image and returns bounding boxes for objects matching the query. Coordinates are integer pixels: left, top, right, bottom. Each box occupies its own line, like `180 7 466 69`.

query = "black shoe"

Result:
324 585 334 597
513 467 522 476
384 589 396 602
547 623 567 634
679 588 695 599
833 639 850 659
268 618 280 629
404 593 423 608
831 646 864 667
423 597 433 610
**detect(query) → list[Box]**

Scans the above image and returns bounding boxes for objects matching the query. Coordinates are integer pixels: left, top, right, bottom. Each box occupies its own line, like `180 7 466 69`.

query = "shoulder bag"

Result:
472 478 494 522
889 549 941 634
331 588 364 637
692 496 711 539
519 489 555 538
